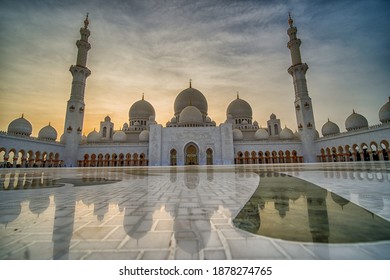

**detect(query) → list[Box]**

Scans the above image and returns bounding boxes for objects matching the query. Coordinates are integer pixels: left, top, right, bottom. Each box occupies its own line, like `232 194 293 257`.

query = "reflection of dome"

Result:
174 87 208 117
38 123 57 141
379 97 390 123
331 193 350 209
345 110 368 131
87 129 100 143
233 128 243 140
226 97 252 119
113 130 127 142
29 195 50 215
139 130 149 142
280 126 294 140
179 106 203 124
129 98 155 120
7 115 32 136
254 128 269 140
321 119 340 136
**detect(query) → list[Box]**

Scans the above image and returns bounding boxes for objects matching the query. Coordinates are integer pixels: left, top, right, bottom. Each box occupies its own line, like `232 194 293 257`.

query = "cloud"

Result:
0 0 389 136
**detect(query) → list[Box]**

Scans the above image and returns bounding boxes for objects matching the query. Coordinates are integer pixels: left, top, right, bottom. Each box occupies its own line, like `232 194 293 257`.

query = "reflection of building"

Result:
1 14 389 167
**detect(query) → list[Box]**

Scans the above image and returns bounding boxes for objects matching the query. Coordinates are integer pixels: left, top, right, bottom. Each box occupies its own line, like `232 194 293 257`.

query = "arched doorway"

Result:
206 148 213 165
185 144 198 165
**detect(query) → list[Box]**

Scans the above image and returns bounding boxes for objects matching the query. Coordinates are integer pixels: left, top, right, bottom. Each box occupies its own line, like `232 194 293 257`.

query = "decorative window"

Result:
69 105 75 112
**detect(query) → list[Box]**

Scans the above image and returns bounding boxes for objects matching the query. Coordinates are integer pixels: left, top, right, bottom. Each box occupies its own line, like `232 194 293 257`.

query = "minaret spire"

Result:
63 15 92 167
287 14 317 163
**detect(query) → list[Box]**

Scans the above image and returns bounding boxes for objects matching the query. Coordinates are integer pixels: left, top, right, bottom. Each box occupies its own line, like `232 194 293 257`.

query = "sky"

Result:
0 0 389 137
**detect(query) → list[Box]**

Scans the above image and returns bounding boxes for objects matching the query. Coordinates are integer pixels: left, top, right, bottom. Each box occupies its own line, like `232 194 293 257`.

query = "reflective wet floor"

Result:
233 173 390 243
0 163 389 259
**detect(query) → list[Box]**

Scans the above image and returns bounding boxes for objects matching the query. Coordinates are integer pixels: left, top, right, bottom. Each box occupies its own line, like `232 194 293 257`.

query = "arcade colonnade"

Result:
317 140 389 162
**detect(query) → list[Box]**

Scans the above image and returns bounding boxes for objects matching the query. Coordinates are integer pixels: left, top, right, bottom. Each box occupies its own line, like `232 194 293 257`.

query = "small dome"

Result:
134 121 140 126
7 114 32 136
60 133 66 143
233 128 243 140
81 134 87 144
174 87 208 117
321 119 340 136
129 98 155 120
226 97 252 119
123 123 129 129
38 123 57 141
113 131 127 142
254 128 269 140
270 113 276 120
104 115 111 122
345 110 368 131
205 116 211 123
87 129 100 143
242 120 248 125
170 117 177 123
253 121 259 127
179 106 203 124
139 130 150 142
280 126 294 140
294 130 301 140
379 97 390 123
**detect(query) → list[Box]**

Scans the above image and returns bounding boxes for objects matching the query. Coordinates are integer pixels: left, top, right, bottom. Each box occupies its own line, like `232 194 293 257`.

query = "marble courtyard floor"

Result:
0 162 389 260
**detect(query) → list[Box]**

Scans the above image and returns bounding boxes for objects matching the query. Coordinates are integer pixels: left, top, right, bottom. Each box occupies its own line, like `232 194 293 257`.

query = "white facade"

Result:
0 15 389 168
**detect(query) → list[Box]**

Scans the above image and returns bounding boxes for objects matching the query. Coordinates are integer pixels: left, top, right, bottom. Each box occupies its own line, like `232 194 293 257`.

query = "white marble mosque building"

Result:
0 15 389 168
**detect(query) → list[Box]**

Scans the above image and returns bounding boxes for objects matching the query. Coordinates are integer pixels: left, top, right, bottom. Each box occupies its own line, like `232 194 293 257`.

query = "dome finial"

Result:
288 12 294 27
84 13 89 28
142 93 144 100
21 113 24 118
353 109 356 114
189 79 192 88
237 91 240 99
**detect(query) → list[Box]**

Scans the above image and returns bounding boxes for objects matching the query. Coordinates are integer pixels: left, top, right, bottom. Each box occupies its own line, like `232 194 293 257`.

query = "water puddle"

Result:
233 172 390 243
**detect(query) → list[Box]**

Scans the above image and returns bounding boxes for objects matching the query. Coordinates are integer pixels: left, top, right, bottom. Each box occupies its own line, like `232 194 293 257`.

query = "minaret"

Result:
63 14 91 167
287 14 317 163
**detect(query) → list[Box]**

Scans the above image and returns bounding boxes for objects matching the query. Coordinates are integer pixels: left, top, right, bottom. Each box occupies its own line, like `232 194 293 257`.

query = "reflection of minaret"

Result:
306 188 329 243
63 14 91 167
52 190 76 259
287 14 317 162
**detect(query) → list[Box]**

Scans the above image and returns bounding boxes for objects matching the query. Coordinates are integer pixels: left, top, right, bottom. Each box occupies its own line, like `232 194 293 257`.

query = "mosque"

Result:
0 15 389 168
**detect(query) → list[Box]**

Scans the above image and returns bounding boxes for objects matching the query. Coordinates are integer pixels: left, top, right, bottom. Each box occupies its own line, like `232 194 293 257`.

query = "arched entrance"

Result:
185 143 198 165
206 148 213 165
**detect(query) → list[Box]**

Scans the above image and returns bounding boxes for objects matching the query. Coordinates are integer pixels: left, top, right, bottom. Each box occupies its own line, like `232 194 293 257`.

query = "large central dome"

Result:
174 86 208 117
129 97 155 120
